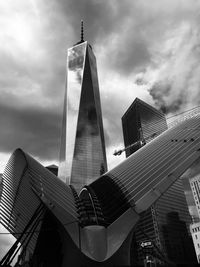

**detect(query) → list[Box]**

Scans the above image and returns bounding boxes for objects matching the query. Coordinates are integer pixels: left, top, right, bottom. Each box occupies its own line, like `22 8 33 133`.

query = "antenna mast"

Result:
81 20 84 42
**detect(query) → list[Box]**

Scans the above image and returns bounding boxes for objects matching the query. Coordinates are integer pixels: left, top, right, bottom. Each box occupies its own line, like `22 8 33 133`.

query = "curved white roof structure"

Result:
0 149 78 254
1 114 200 261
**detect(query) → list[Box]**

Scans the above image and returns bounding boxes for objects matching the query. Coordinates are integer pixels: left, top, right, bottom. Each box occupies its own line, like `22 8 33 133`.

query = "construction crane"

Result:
113 132 160 156
113 139 146 156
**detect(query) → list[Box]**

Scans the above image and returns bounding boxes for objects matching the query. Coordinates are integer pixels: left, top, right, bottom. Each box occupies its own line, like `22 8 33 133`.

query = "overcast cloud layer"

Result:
1 0 200 260
1 0 200 166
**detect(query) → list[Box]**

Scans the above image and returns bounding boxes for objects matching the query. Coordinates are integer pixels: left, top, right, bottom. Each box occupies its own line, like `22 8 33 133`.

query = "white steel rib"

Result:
0 149 79 254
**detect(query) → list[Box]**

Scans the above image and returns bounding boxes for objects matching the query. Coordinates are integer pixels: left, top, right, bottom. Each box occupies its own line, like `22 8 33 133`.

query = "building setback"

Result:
122 97 196 265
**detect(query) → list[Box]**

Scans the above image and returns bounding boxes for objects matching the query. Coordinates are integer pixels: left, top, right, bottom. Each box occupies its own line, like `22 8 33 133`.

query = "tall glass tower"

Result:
122 98 196 265
58 34 107 193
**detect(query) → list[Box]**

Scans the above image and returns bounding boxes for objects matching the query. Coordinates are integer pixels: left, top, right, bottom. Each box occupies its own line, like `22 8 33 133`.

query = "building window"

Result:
196 234 198 239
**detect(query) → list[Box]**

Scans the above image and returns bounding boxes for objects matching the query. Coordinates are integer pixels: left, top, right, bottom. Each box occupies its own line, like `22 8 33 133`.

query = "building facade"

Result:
58 40 107 193
122 98 167 157
190 175 200 219
190 222 200 263
122 98 196 265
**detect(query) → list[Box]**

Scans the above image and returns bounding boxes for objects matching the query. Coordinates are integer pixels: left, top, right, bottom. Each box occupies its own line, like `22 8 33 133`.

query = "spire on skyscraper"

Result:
58 30 107 191
74 20 85 45
81 20 84 42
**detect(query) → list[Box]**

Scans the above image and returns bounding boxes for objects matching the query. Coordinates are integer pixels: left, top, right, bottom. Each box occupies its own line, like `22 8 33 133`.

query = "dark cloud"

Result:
49 0 152 75
0 105 61 161
1 0 200 164
57 0 130 43
149 81 187 114
110 37 150 75
146 14 200 114
0 50 66 105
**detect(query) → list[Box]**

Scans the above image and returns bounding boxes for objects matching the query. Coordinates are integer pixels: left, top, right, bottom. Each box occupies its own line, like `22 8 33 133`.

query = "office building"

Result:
190 222 200 263
122 98 196 265
190 175 200 219
58 36 107 192
122 98 167 157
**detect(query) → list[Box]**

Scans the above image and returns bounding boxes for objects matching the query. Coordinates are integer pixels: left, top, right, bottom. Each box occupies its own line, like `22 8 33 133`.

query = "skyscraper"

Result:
122 98 167 157
58 34 107 192
190 175 200 219
122 98 196 265
190 222 200 263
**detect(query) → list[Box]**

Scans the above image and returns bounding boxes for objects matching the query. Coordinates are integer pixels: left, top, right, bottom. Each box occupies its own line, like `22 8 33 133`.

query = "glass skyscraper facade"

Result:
122 98 196 265
58 41 107 193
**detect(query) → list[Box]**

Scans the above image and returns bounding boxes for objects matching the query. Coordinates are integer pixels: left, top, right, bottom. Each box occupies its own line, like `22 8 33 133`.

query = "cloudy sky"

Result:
1 0 200 261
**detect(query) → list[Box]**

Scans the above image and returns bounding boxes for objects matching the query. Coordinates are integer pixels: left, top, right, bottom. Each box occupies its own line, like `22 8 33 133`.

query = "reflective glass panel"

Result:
58 42 107 192
58 42 87 183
